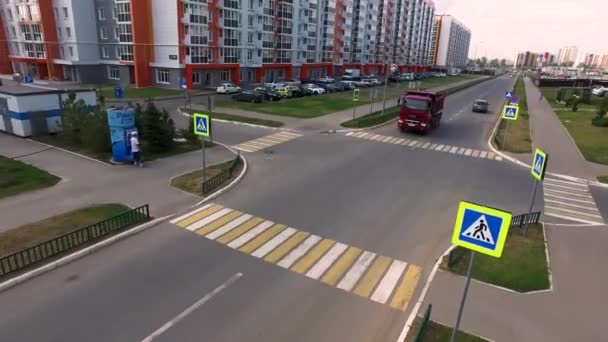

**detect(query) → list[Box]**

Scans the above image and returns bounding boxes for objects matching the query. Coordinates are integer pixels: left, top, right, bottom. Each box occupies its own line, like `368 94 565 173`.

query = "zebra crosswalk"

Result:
345 132 503 161
234 131 302 153
543 177 605 225
170 203 422 311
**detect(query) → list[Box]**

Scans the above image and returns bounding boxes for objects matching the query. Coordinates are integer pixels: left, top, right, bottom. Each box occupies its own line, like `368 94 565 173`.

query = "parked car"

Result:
339 80 356 90
316 83 339 93
401 73 415 81
283 79 302 86
303 84 326 95
286 85 306 97
232 91 263 103
275 86 292 97
332 82 349 91
361 74 377 79
264 81 285 89
317 76 336 83
592 86 608 96
472 99 489 113
367 78 382 86
253 87 282 102
216 83 241 94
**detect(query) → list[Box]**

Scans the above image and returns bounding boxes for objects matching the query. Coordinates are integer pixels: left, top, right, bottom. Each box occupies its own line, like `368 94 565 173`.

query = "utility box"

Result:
107 107 137 164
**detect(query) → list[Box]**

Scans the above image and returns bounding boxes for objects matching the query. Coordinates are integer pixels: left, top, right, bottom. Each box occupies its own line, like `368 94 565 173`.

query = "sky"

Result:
434 0 608 61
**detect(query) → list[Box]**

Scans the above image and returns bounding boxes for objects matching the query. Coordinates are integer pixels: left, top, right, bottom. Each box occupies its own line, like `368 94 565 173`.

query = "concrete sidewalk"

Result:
0 133 234 231
523 78 608 180
425 224 608 342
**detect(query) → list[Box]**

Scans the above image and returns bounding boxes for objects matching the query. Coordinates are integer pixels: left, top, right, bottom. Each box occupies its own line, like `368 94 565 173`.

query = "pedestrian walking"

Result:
397 97 402 106
130 131 142 167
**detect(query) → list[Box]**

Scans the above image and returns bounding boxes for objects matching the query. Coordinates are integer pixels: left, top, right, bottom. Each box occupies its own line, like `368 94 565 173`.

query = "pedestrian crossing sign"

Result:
193 113 210 137
531 148 548 181
502 105 519 121
452 202 512 258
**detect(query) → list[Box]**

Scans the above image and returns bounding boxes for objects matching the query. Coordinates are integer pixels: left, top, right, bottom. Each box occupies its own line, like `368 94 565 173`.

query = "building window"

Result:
156 69 170 84
192 72 201 85
69 46 73 57
114 27 119 40
10 26 16 38
117 45 133 61
20 25 31 40
32 25 41 41
101 46 109 58
57 28 62 38
63 7 68 19
117 24 132 42
66 27 71 38
98 8 106 20
60 46 64 58
108 66 120 80
100 27 107 39
220 71 229 81
115 3 131 22
29 5 39 21
7 8 13 21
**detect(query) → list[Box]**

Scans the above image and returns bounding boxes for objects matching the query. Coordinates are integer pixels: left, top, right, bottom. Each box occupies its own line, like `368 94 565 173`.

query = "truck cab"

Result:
398 90 445 133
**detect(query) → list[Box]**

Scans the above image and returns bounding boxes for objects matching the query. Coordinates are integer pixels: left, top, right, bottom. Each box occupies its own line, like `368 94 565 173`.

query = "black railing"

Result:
0 205 150 278
414 304 433 342
202 156 241 194
511 211 541 228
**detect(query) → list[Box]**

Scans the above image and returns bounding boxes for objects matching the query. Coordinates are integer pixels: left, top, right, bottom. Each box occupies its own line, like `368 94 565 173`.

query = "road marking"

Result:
487 152 496 159
442 145 452 152
251 227 297 258
545 206 603 219
464 148 472 156
227 220 275 249
496 156 503 161
370 260 407 304
390 265 422 311
171 203 214 224
544 182 590 193
140 273 242 342
450 146 458 154
544 199 599 211
544 193 596 205
422 142 431 149
409 140 419 147
261 230 309 263
396 138 406 144
277 235 323 269
238 224 286 254
233 145 256 153
358 133 370 138
401 139 411 145
215 217 265 245
337 251 376 291
176 204 223 228
305 242 348 279
204 214 253 240
193 211 244 236
472 150 480 158
544 178 588 188
429 143 437 149
382 137 393 143
321 246 363 286
185 208 233 231
244 140 272 148
239 143 265 151
434 144 444 151
353 255 392 297
457 147 466 155
544 211 603 225
290 238 335 274
544 188 593 199
346 132 354 136
479 151 488 159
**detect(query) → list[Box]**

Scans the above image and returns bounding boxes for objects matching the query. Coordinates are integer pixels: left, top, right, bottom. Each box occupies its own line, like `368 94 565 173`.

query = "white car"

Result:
216 83 241 94
317 76 335 83
264 82 285 89
303 84 326 95
592 86 608 96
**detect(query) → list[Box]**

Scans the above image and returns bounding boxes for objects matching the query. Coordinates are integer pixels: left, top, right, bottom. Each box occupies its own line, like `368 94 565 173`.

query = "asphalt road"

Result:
372 75 517 150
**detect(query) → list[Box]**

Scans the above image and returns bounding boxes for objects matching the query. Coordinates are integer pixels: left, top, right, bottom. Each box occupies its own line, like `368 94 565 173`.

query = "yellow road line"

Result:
389 265 422 311
215 217 265 244
240 141 267 149
487 152 496 160
238 224 286 254
320 246 363 286
176 204 223 228
353 256 392 297
291 239 335 274
264 231 310 264
194 211 243 236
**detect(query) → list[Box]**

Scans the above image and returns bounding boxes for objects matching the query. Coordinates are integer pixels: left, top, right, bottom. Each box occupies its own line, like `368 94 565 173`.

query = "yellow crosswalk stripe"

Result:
176 204 223 228
390 265 422 311
215 217 265 244
194 211 243 236
264 231 310 264
353 256 392 297
487 152 496 160
320 246 363 286
291 239 336 274
238 224 287 254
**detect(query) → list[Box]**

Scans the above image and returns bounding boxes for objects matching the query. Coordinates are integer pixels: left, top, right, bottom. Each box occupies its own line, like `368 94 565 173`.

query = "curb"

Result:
26 138 112 167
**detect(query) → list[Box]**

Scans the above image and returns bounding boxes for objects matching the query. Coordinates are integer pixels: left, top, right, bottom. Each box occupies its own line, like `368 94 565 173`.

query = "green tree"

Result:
489 58 500 68
500 58 507 67
60 93 89 145
480 57 488 67
140 101 176 153
81 109 111 153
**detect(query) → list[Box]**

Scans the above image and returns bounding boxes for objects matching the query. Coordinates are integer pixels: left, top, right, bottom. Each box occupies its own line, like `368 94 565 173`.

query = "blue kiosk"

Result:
107 107 137 163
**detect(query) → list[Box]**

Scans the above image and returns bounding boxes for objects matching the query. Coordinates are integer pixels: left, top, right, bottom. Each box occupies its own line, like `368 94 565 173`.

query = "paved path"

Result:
0 133 234 231
522 78 608 180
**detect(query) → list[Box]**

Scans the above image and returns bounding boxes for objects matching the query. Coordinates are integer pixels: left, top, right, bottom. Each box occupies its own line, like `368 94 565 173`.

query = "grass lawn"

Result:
407 317 489 342
598 176 608 184
34 135 202 163
496 77 532 153
217 75 481 118
81 83 188 99
0 204 131 257
0 155 60 199
341 106 400 128
540 87 603 110
443 223 549 292
552 110 608 165
171 158 242 196
181 108 284 127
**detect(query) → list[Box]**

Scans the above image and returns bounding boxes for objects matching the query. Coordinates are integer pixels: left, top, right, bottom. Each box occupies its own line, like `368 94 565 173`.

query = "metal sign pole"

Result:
502 120 510 149
370 89 374 115
450 251 476 342
381 62 390 116
523 179 540 236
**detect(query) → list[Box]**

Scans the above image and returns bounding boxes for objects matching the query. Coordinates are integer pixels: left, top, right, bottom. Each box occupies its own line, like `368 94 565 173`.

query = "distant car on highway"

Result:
232 91 262 103
472 99 489 113
216 83 241 94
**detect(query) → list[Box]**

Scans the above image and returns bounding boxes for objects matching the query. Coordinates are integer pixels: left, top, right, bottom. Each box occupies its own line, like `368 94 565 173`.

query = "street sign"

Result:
24 74 33 83
193 113 210 137
181 77 187 89
353 88 360 101
505 91 513 99
452 202 512 258
501 104 519 120
531 148 548 181
114 87 124 99
510 95 520 104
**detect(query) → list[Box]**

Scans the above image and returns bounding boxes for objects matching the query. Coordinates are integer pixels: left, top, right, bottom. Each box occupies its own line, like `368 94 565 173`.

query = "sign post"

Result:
352 88 360 121
193 113 211 192
449 202 512 342
369 88 376 115
524 148 548 235
501 104 519 149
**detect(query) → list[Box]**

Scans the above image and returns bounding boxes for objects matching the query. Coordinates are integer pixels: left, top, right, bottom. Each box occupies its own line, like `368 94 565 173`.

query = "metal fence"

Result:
414 304 433 342
202 156 241 194
511 211 541 228
0 205 150 278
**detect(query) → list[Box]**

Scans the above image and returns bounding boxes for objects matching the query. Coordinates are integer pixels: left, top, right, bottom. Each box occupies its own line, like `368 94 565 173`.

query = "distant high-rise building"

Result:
557 46 578 65
429 14 471 68
516 51 540 69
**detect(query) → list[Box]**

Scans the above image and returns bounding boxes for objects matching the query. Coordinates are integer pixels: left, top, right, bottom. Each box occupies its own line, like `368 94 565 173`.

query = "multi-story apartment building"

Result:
430 14 471 68
516 51 539 69
0 0 439 89
557 46 578 66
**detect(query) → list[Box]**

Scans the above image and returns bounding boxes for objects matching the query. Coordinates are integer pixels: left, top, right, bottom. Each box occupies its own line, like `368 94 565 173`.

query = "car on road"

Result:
592 86 608 96
317 76 335 83
216 83 241 94
253 87 282 102
472 99 489 113
232 91 263 103
303 84 326 95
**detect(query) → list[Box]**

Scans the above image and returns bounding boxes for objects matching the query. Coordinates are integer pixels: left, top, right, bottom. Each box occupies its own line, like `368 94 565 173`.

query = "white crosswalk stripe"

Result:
542 177 604 225
234 132 302 153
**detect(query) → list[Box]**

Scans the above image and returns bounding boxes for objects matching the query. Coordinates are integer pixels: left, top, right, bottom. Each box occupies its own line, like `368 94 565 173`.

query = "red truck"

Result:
397 90 445 133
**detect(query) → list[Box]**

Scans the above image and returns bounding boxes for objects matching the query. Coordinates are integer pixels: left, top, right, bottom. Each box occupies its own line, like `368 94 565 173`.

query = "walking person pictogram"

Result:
473 219 489 242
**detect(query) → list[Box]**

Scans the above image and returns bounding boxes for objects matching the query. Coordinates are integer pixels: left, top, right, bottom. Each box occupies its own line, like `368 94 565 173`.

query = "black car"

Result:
232 91 263 103
472 99 489 113
253 87 282 102
316 83 338 93
297 85 315 96
333 82 349 91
